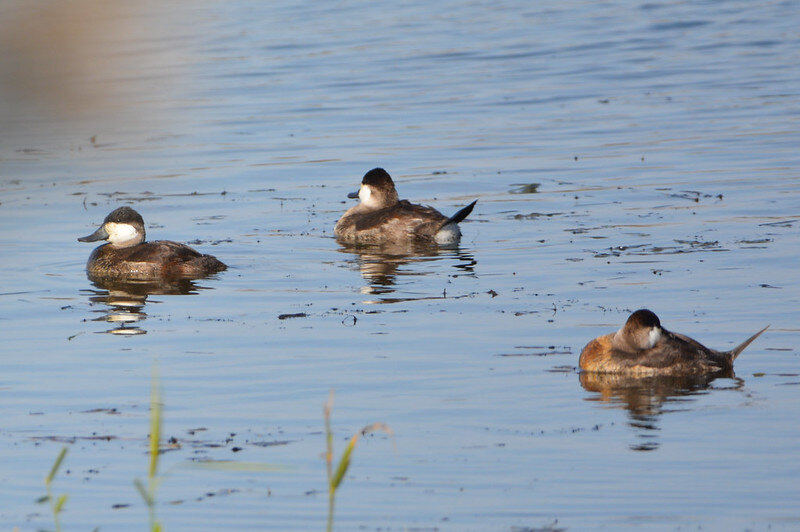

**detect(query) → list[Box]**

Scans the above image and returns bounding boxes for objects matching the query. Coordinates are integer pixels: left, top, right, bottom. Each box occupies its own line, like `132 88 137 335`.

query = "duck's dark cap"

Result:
626 309 661 329
361 168 395 188
104 206 144 225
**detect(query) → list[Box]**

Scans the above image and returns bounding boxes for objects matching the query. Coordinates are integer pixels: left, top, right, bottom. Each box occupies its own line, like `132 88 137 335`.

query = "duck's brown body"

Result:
86 240 226 280
335 200 460 245
579 310 768 376
580 330 741 376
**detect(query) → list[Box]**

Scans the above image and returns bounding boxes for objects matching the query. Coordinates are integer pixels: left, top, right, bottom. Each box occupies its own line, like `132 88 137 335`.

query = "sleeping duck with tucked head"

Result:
78 206 227 280
579 309 768 376
334 168 477 246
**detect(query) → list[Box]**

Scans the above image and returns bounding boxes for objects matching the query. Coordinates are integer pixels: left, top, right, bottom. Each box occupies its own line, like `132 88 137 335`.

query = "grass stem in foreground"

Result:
38 446 69 532
134 364 163 532
324 390 392 532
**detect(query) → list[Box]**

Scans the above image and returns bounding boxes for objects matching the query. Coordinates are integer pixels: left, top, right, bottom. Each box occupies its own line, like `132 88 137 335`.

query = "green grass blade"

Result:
46 447 68 485
330 423 394 490
324 390 334 483
330 436 358 490
148 366 162 480
54 494 68 513
133 478 152 506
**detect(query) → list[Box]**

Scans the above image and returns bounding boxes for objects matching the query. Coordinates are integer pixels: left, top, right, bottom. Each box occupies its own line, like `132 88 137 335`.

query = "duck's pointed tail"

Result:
728 325 769 360
442 200 477 227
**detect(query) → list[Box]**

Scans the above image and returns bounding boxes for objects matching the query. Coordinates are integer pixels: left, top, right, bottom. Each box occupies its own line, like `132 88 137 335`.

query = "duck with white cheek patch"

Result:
334 168 477 246
78 207 226 280
579 309 768 376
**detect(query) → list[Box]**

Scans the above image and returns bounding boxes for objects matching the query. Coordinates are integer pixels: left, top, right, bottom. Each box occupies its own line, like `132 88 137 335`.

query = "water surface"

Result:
1 1 799 530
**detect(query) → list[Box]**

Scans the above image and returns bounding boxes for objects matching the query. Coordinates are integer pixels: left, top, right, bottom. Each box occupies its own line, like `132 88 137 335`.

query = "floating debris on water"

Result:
509 183 541 194
278 312 308 320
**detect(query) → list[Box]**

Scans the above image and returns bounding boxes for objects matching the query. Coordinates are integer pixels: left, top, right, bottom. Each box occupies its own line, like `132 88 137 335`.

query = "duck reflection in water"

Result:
84 276 208 335
337 241 476 303
579 371 743 451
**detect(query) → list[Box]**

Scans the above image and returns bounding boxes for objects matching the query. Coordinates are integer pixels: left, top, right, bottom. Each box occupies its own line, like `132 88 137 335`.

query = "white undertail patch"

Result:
435 224 461 244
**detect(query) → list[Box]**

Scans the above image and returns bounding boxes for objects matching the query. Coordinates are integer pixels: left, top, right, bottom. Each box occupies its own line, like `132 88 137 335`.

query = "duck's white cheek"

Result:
106 222 138 244
359 186 380 208
647 327 662 348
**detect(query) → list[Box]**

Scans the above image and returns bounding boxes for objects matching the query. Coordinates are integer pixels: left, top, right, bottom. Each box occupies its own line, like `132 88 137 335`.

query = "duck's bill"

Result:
78 225 109 242
347 191 359 199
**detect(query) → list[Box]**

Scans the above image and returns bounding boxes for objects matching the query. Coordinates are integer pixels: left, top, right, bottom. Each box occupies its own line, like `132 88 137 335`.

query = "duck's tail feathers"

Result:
729 325 769 360
443 200 477 227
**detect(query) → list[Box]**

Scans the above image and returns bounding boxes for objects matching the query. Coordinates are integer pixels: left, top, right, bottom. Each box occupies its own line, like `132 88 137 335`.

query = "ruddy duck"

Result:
78 206 227 280
334 168 477 245
579 309 768 376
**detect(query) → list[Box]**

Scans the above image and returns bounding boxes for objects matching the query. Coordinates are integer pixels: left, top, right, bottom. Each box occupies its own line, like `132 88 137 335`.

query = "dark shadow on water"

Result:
579 371 744 451
82 275 217 335
336 241 477 303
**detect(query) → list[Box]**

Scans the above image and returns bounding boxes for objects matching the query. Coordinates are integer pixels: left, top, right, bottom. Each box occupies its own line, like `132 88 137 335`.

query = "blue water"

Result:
1 1 799 530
